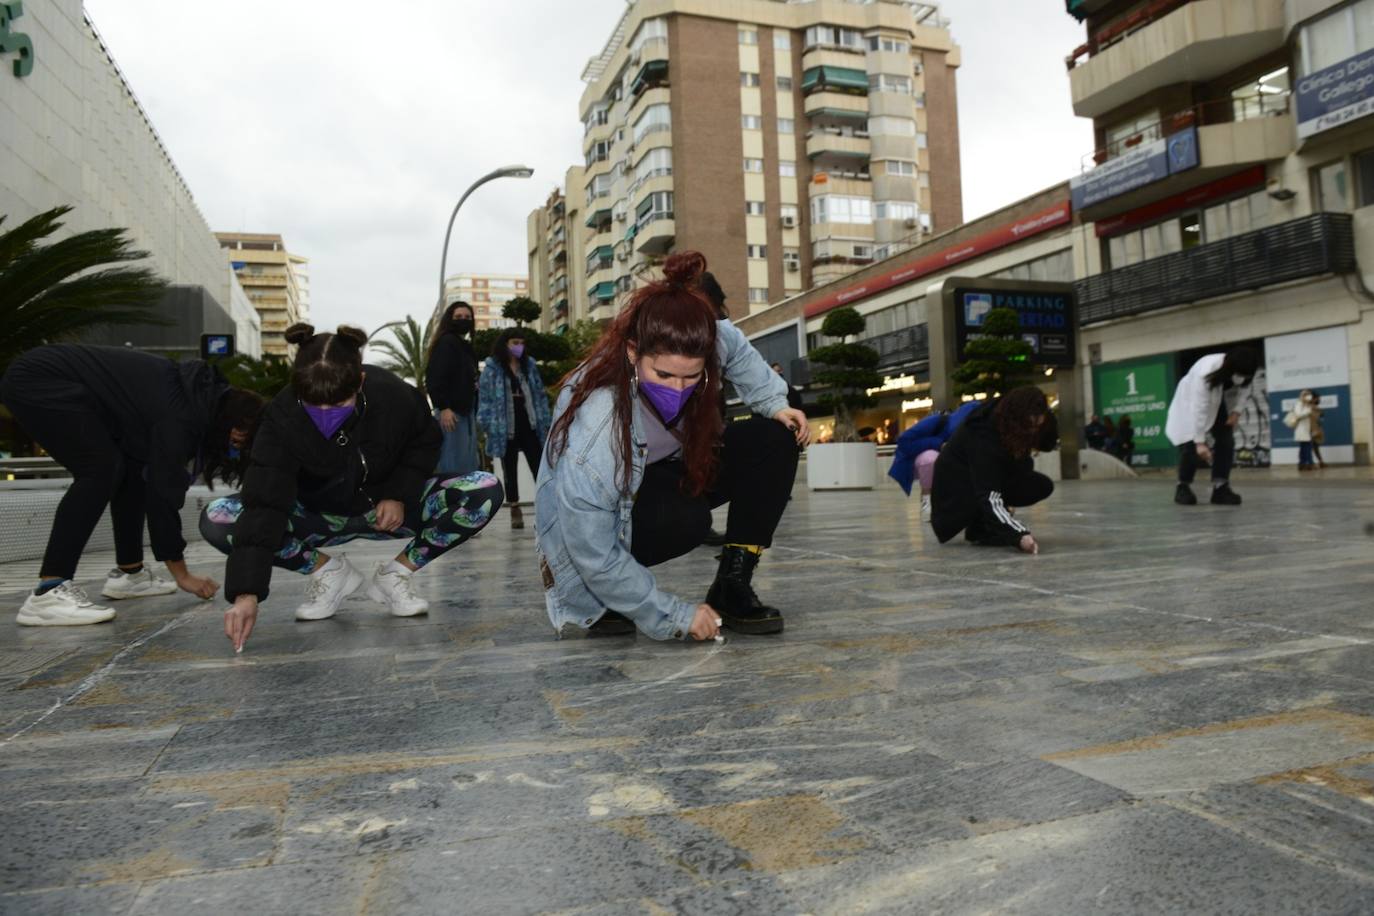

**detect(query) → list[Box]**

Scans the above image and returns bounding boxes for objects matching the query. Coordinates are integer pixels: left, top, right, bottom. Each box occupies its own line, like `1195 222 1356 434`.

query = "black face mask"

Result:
452 319 474 336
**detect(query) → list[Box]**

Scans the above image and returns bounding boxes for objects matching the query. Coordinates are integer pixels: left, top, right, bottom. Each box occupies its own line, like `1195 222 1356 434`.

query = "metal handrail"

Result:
1079 92 1292 173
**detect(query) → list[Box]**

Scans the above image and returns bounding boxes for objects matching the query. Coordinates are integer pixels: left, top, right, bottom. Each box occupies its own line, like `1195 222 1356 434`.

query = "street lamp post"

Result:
436 164 535 312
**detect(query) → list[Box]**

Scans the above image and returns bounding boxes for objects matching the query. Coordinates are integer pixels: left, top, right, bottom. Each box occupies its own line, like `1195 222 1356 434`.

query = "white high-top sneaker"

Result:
17 582 116 626
367 561 430 617
101 566 177 600
920 494 932 523
294 557 364 621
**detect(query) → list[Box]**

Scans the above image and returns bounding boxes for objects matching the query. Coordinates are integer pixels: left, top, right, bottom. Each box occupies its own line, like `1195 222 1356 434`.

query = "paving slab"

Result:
0 474 1371 912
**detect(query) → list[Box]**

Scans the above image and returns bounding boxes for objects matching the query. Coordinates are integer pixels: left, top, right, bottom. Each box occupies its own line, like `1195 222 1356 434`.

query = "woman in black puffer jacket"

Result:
203 324 504 652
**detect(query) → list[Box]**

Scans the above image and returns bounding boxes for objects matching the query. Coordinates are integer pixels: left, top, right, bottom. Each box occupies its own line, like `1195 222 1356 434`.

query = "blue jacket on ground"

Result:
888 401 979 495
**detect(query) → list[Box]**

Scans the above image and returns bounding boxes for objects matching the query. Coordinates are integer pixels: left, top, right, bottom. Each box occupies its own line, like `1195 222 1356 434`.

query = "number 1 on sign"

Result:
1125 372 1138 396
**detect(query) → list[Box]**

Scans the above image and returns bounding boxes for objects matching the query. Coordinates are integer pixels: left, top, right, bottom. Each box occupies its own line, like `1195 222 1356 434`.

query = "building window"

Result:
913 92 926 109
635 147 673 183
867 35 910 54
746 200 766 215
810 195 873 225
852 244 873 260
633 103 672 144
805 25 862 50
875 201 917 221
744 158 765 173
739 26 759 45
1298 0 1374 75
1357 149 1374 208
741 72 761 87
1312 160 1351 211
774 31 791 51
1231 67 1290 121
779 160 797 177
915 132 928 149
630 17 668 54
776 76 793 91
780 204 799 223
741 115 763 130
884 159 917 177
585 140 610 167
867 74 912 95
1103 110 1160 160
747 244 768 259
993 250 1075 284
585 173 613 201
635 191 674 228
868 116 917 137
748 288 769 303
777 118 794 134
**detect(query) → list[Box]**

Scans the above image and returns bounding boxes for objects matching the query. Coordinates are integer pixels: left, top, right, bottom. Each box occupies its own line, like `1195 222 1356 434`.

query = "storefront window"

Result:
1312 160 1350 211
1231 67 1290 121
1179 212 1202 250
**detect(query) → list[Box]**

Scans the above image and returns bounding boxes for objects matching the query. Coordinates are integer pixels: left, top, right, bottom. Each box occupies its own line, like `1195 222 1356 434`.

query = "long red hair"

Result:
547 251 723 496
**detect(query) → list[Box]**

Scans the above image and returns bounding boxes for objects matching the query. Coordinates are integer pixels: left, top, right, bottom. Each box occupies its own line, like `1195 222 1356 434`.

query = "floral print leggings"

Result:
200 472 503 573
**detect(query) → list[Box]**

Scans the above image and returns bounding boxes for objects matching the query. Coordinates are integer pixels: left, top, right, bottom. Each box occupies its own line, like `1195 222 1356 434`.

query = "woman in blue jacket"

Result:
888 401 978 522
535 252 809 641
477 329 552 529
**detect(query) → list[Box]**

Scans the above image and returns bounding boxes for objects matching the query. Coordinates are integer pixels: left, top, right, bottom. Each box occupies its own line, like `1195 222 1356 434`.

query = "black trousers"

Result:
500 424 543 503
1178 404 1235 484
939 470 1055 544
1 373 147 579
630 417 798 567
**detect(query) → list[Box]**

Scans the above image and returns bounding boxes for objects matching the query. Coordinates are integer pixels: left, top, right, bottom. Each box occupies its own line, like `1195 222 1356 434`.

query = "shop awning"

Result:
589 244 614 261
802 66 868 92
585 207 612 228
631 59 669 96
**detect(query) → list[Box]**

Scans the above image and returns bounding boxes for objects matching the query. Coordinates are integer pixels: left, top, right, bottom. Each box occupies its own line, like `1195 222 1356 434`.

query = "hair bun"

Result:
662 251 707 289
334 325 368 348
284 323 316 346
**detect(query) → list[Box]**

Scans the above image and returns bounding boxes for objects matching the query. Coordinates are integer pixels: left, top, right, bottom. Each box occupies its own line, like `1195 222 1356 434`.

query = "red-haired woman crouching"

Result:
535 252 809 641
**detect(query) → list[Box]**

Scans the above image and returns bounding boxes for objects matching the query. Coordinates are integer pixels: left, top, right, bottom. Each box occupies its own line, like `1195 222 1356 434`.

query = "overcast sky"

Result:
84 0 1093 337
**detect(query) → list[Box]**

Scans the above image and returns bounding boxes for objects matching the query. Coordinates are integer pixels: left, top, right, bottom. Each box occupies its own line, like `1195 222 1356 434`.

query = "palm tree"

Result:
0 206 169 372
369 315 431 395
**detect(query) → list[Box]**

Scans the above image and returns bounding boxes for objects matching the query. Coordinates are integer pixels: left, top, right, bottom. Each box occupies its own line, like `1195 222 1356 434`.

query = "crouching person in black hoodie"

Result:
931 387 1059 555
204 324 504 652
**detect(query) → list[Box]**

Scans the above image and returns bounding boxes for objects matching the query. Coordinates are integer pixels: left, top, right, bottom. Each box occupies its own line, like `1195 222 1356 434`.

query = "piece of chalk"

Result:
714 635 725 643
714 618 722 626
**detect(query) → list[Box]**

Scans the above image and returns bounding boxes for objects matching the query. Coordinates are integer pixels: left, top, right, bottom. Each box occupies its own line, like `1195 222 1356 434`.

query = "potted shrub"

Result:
805 307 884 490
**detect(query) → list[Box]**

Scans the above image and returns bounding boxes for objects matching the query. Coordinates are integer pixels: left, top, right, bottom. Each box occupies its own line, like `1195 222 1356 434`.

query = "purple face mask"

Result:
509 343 526 359
639 378 698 424
304 403 354 439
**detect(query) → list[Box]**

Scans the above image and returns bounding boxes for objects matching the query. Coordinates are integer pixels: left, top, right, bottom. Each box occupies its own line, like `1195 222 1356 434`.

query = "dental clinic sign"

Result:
0 1 34 78
1070 127 1198 210
1296 48 1374 139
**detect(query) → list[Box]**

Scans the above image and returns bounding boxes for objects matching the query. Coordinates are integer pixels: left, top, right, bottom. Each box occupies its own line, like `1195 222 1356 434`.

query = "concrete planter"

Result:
807 441 879 490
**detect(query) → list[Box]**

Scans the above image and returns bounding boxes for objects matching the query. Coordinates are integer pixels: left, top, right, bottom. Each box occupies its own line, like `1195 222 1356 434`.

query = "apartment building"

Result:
566 0 962 320
216 233 309 358
1064 0 1374 466
444 273 530 331
528 170 589 336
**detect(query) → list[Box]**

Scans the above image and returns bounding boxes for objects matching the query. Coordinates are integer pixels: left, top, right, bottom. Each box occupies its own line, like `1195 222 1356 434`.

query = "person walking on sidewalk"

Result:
424 301 480 475
477 328 551 529
208 324 504 653
1166 347 1258 506
930 387 1059 554
1291 389 1321 470
1 345 263 627
536 252 809 641
888 401 978 522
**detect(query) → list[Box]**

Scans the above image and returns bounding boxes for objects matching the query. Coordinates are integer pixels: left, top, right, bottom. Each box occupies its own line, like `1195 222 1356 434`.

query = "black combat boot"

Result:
706 546 784 635
1210 483 1242 505
1175 483 1198 505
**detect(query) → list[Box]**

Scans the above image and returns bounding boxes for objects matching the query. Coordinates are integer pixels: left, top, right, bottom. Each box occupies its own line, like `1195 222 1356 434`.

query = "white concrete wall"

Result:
0 1 230 309
226 270 263 360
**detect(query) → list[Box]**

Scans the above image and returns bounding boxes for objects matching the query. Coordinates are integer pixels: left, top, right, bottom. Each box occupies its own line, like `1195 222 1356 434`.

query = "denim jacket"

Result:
476 355 552 458
534 319 790 640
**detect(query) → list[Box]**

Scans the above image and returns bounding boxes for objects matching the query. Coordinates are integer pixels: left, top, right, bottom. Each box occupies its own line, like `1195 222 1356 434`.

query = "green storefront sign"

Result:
0 2 34 78
1092 354 1176 468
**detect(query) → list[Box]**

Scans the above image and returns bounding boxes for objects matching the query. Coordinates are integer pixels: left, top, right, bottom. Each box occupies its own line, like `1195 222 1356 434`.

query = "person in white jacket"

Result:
1165 347 1259 506
1292 389 1319 470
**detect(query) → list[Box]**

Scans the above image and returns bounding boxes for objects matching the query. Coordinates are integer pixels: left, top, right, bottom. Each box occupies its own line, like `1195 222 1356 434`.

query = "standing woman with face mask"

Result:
1165 346 1259 506
205 324 504 652
477 329 552 529
424 301 480 475
536 252 810 642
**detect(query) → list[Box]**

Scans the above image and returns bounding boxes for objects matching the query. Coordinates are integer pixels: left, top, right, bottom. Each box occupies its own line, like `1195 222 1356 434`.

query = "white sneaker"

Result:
17 582 116 626
101 567 177 600
920 494 932 523
294 557 364 621
367 561 429 617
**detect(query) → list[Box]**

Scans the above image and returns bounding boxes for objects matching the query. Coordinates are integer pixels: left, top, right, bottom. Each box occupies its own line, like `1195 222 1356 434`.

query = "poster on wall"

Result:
1092 355 1177 467
1266 326 1353 465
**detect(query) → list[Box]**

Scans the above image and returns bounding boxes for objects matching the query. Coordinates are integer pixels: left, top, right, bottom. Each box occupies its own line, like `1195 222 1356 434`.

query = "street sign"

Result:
950 282 1077 369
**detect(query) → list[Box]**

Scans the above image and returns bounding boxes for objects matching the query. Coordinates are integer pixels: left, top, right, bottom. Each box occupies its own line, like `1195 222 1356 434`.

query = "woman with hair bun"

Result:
206 323 504 652
931 386 1059 554
536 251 810 642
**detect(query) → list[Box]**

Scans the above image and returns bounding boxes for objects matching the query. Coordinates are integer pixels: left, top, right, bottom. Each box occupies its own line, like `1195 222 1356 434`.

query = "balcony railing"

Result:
1081 93 1291 172
1066 0 1193 69
1076 212 1356 325
791 325 930 386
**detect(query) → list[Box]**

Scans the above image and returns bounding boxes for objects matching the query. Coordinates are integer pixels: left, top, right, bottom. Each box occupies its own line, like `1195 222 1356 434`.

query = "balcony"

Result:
1066 0 1285 119
630 57 669 98
1075 212 1356 325
804 91 869 122
806 127 871 161
791 325 930 385
801 64 868 95
634 217 675 255
588 281 616 304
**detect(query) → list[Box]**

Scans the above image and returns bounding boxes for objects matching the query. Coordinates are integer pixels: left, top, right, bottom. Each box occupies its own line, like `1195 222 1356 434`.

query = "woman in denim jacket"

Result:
477 328 552 529
535 252 810 642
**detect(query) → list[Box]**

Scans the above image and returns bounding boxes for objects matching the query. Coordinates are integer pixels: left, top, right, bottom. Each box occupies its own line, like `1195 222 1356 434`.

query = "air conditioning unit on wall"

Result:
904 217 919 229
781 215 797 228
785 260 800 272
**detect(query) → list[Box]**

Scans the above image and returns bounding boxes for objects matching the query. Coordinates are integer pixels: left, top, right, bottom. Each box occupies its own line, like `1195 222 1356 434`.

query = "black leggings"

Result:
1 373 149 579
500 425 543 503
1178 404 1235 484
630 417 798 567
